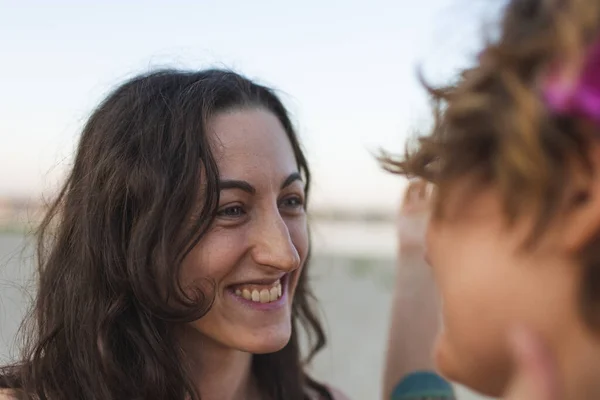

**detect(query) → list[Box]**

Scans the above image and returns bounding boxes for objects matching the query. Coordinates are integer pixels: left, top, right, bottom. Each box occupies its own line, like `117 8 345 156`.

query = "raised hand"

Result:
397 179 431 254
383 179 443 399
502 328 561 400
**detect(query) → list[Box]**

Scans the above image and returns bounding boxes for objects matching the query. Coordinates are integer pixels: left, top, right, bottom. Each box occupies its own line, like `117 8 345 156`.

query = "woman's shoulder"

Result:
306 383 351 400
326 385 351 400
0 389 17 400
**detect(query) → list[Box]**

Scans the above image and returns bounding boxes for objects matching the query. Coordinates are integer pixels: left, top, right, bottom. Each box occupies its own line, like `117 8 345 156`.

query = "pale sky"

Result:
0 0 504 211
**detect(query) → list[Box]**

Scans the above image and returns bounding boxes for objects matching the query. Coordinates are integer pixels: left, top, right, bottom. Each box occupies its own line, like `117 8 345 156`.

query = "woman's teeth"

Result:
234 279 283 303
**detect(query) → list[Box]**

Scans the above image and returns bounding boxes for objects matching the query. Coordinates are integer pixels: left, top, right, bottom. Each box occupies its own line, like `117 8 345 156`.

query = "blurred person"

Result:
0 69 348 400
382 0 600 398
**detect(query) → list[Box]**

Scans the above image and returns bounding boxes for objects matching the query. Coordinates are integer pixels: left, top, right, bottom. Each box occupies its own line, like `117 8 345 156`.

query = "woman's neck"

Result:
178 326 259 400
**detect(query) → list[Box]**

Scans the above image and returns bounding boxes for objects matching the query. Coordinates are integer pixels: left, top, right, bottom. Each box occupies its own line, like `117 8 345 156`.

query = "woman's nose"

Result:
249 211 300 272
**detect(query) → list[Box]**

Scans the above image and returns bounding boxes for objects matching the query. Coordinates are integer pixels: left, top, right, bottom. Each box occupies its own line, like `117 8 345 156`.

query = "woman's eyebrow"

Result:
219 180 256 194
218 172 302 194
281 172 302 189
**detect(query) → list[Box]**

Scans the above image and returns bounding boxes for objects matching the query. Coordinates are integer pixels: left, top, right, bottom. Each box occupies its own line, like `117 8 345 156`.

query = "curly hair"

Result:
383 0 600 328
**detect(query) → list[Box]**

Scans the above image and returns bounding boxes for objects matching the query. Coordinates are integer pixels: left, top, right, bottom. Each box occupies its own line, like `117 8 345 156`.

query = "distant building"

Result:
0 197 44 230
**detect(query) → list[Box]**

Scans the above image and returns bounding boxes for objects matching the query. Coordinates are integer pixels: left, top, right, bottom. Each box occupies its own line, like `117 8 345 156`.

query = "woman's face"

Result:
426 181 581 397
180 108 308 354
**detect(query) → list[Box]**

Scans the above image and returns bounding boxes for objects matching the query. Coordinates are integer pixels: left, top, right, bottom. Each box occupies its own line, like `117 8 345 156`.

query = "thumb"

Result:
503 327 561 400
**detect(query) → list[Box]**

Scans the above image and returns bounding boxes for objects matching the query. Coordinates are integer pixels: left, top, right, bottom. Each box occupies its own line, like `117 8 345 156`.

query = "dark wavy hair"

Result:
0 69 329 400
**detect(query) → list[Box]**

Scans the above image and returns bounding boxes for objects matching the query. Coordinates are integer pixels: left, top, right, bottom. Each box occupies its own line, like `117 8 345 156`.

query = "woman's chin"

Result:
186 318 293 355
434 334 509 398
227 322 293 354
239 331 292 354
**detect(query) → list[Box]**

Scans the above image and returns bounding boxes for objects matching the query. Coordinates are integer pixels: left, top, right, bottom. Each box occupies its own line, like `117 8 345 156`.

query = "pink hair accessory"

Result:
543 38 600 124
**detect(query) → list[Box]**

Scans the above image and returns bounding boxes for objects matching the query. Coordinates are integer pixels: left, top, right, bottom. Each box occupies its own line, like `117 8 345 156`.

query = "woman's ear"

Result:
562 139 600 253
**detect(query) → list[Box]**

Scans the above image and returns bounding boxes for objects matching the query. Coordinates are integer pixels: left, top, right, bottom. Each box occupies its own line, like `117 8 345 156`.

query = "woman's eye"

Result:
217 205 245 218
281 196 304 208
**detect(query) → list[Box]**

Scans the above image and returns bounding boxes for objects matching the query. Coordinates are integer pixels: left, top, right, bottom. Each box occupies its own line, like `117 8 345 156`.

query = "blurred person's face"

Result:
179 108 308 355
425 178 584 397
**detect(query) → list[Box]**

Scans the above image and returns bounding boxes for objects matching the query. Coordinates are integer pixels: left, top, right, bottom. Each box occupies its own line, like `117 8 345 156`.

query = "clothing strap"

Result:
390 371 455 400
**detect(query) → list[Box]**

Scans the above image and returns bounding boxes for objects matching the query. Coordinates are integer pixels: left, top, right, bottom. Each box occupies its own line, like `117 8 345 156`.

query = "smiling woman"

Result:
0 69 347 400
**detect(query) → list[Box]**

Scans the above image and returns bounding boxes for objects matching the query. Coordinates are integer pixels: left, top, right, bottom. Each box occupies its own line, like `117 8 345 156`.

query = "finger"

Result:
416 180 428 200
504 327 561 400
427 183 436 201
401 181 420 211
405 180 420 202
410 180 429 204
401 182 413 206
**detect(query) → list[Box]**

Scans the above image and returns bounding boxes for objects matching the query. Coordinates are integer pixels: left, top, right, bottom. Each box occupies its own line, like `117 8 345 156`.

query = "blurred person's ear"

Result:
561 134 600 254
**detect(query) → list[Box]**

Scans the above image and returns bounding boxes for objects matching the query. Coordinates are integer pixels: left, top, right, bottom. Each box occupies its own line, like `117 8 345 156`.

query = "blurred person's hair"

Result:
0 69 329 400
382 0 600 329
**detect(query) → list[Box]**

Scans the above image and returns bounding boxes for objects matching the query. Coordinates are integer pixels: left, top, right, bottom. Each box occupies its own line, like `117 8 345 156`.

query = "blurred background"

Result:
0 0 503 398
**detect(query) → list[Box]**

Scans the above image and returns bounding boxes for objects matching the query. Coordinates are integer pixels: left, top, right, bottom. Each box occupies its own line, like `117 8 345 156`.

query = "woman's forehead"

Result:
208 108 295 167
208 108 298 179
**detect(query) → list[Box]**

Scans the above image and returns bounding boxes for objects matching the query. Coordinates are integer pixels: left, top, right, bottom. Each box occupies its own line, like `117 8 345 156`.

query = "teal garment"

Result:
391 371 455 400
